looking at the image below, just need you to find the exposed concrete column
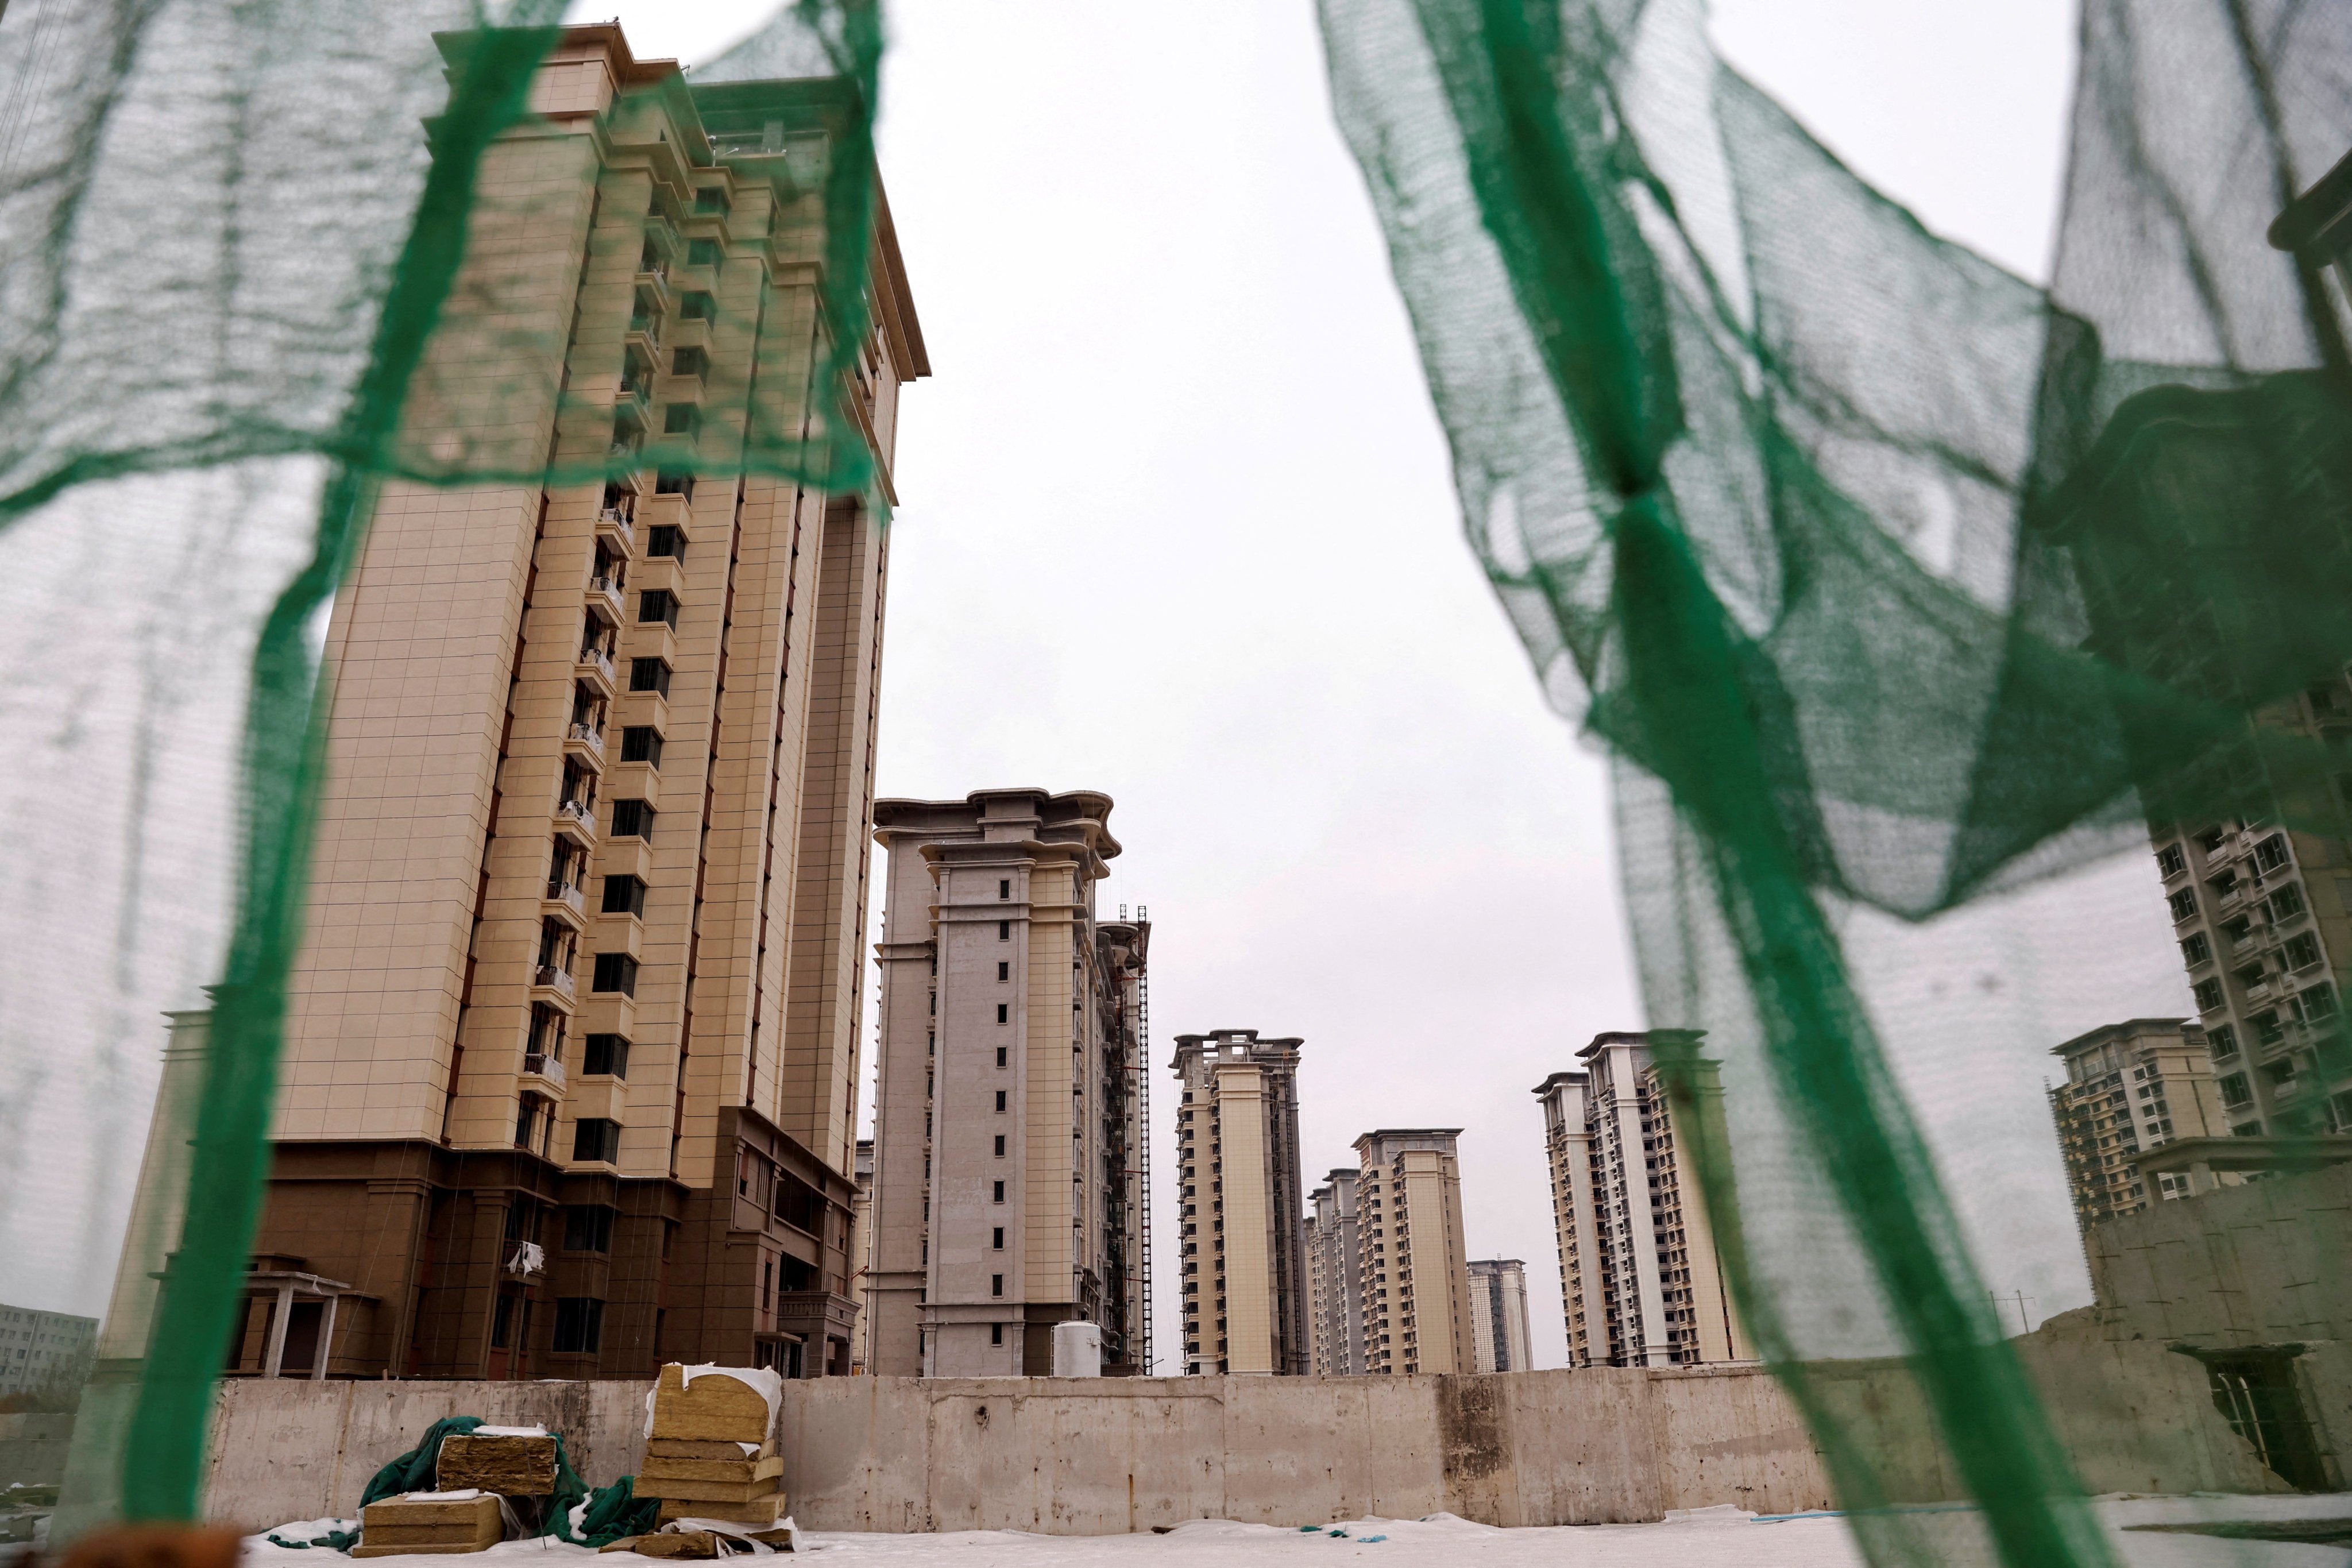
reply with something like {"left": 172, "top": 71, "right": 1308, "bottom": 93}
{"left": 261, "top": 1284, "right": 294, "bottom": 1380}
{"left": 312, "top": 1295, "right": 339, "bottom": 1381}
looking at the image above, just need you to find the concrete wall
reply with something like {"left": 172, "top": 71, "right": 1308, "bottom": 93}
{"left": 2085, "top": 1164, "right": 2352, "bottom": 1347}
{"left": 198, "top": 1341, "right": 2287, "bottom": 1535}
{"left": 0, "top": 1413, "right": 74, "bottom": 1489}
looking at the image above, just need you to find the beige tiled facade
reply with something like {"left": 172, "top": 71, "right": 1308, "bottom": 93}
{"left": 254, "top": 22, "right": 927, "bottom": 1381}
{"left": 1536, "top": 1033, "right": 1751, "bottom": 1369}
{"left": 1305, "top": 1168, "right": 1365, "bottom": 1376}
{"left": 1353, "top": 1129, "right": 1473, "bottom": 1376}
{"left": 1466, "top": 1257, "right": 1531, "bottom": 1373}
{"left": 866, "top": 790, "right": 1150, "bottom": 1375}
{"left": 2049, "top": 1018, "right": 2234, "bottom": 1227}
{"left": 1171, "top": 1031, "right": 1307, "bottom": 1376}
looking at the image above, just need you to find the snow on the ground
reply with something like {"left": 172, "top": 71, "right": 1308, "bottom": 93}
{"left": 239, "top": 1494, "right": 2352, "bottom": 1567}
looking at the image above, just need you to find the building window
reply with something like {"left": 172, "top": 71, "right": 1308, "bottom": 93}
{"left": 620, "top": 727, "right": 665, "bottom": 766}
{"left": 2217, "top": 1072, "right": 2253, "bottom": 1108}
{"left": 996, "top": 1046, "right": 1007, "bottom": 1068}
{"left": 997, "top": 1004, "right": 1008, "bottom": 1024}
{"left": 2193, "top": 978, "right": 2225, "bottom": 1012}
{"left": 2181, "top": 932, "right": 2212, "bottom": 965}
{"left": 563, "top": 1205, "right": 616, "bottom": 1253}
{"left": 995, "top": 1090, "right": 1007, "bottom": 1113}
{"left": 998, "top": 920, "right": 1009, "bottom": 940}
{"left": 663, "top": 403, "right": 699, "bottom": 437}
{"left": 2269, "top": 882, "right": 2307, "bottom": 921}
{"left": 2207, "top": 1024, "right": 2239, "bottom": 1061}
{"left": 2157, "top": 843, "right": 2185, "bottom": 877}
{"left": 670, "top": 345, "right": 709, "bottom": 379}
{"left": 514, "top": 1098, "right": 540, "bottom": 1150}
{"left": 611, "top": 800, "right": 655, "bottom": 838}
{"left": 998, "top": 961, "right": 1010, "bottom": 982}
{"left": 2284, "top": 933, "right": 2324, "bottom": 972}
{"left": 601, "top": 875, "right": 648, "bottom": 917}
{"left": 552, "top": 1297, "right": 605, "bottom": 1354}
{"left": 629, "top": 656, "right": 672, "bottom": 696}
{"left": 574, "top": 1118, "right": 622, "bottom": 1163}
{"left": 2255, "top": 834, "right": 2290, "bottom": 872}
{"left": 994, "top": 1136, "right": 1006, "bottom": 1157}
{"left": 2299, "top": 984, "right": 2337, "bottom": 1020}
{"left": 999, "top": 880, "right": 1010, "bottom": 899}
{"left": 993, "top": 1181, "right": 1005, "bottom": 1203}
{"left": 679, "top": 288, "right": 717, "bottom": 319}
{"left": 592, "top": 953, "right": 639, "bottom": 996}
{"left": 991, "top": 1324, "right": 1003, "bottom": 1346}
{"left": 2235, "top": 961, "right": 2268, "bottom": 990}
{"left": 992, "top": 1227, "right": 1005, "bottom": 1250}
{"left": 655, "top": 470, "right": 694, "bottom": 498}
{"left": 582, "top": 1033, "right": 631, "bottom": 1078}
{"left": 991, "top": 1275, "right": 1003, "bottom": 1298}
{"left": 2167, "top": 889, "right": 2197, "bottom": 922}
{"left": 646, "top": 525, "right": 684, "bottom": 561}
{"left": 638, "top": 589, "right": 679, "bottom": 628}
{"left": 2256, "top": 1010, "right": 2285, "bottom": 1045}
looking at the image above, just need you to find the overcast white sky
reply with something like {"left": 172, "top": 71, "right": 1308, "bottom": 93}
{"left": 569, "top": 0, "right": 2079, "bottom": 1370}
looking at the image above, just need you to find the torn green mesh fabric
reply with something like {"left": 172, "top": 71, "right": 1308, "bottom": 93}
{"left": 1320, "top": 0, "right": 2351, "bottom": 1563}
{"left": 0, "top": 0, "right": 885, "bottom": 1530}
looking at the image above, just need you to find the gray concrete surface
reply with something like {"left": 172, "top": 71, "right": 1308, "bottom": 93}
{"left": 197, "top": 1339, "right": 2289, "bottom": 1534}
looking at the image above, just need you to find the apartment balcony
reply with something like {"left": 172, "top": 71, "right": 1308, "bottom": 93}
{"left": 520, "top": 1052, "right": 569, "bottom": 1095}
{"left": 503, "top": 1241, "right": 546, "bottom": 1280}
{"left": 586, "top": 571, "right": 626, "bottom": 625}
{"left": 543, "top": 880, "right": 588, "bottom": 929}
{"left": 669, "top": 315, "right": 712, "bottom": 356}
{"left": 565, "top": 721, "right": 607, "bottom": 771}
{"left": 634, "top": 267, "right": 671, "bottom": 314}
{"left": 532, "top": 963, "right": 577, "bottom": 1005}
{"left": 596, "top": 506, "right": 637, "bottom": 556}
{"left": 625, "top": 318, "right": 662, "bottom": 361}
{"left": 554, "top": 797, "right": 598, "bottom": 845}
{"left": 574, "top": 642, "right": 617, "bottom": 697}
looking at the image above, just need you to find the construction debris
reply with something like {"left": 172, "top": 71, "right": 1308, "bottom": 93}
{"left": 435, "top": 1431, "right": 558, "bottom": 1497}
{"left": 634, "top": 1366, "right": 787, "bottom": 1538}
{"left": 349, "top": 1490, "right": 501, "bottom": 1558}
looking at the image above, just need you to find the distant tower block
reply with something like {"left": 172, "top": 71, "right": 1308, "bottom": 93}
{"left": 1535, "top": 1033, "right": 1752, "bottom": 1368}
{"left": 868, "top": 789, "right": 1149, "bottom": 1376}
{"left": 1306, "top": 1168, "right": 1366, "bottom": 1376}
{"left": 1353, "top": 1129, "right": 1474, "bottom": 1375}
{"left": 1171, "top": 1030, "right": 1308, "bottom": 1374}
{"left": 1466, "top": 1258, "right": 1532, "bottom": 1373}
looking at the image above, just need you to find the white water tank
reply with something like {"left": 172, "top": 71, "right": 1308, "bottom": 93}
{"left": 1051, "top": 1320, "right": 1103, "bottom": 1377}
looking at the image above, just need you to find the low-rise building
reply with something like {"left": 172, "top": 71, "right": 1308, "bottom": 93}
{"left": 0, "top": 1304, "right": 96, "bottom": 1402}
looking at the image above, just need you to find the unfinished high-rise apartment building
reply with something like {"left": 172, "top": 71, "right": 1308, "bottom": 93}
{"left": 1305, "top": 1168, "right": 1366, "bottom": 1376}
{"left": 248, "top": 23, "right": 928, "bottom": 1381}
{"left": 1171, "top": 1030, "right": 1307, "bottom": 1375}
{"left": 1353, "top": 1129, "right": 1473, "bottom": 1376}
{"left": 1535, "top": 1034, "right": 1750, "bottom": 1368}
{"left": 1467, "top": 1258, "right": 1532, "bottom": 1374}
{"left": 2049, "top": 1019, "right": 2234, "bottom": 1229}
{"left": 867, "top": 790, "right": 1150, "bottom": 1375}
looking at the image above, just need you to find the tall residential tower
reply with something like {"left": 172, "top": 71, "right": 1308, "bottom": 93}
{"left": 1536, "top": 1033, "right": 1749, "bottom": 1368}
{"left": 866, "top": 789, "right": 1150, "bottom": 1375}
{"left": 1353, "top": 1129, "right": 1473, "bottom": 1376}
{"left": 1466, "top": 1258, "right": 1532, "bottom": 1373}
{"left": 249, "top": 23, "right": 927, "bottom": 1381}
{"left": 1305, "top": 1168, "right": 1366, "bottom": 1376}
{"left": 1171, "top": 1030, "right": 1307, "bottom": 1375}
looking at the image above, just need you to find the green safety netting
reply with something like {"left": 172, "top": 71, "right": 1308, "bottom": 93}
{"left": 1320, "top": 0, "right": 2351, "bottom": 1563}
{"left": 0, "top": 0, "right": 2346, "bottom": 1562}
{"left": 0, "top": 0, "right": 884, "bottom": 1540}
